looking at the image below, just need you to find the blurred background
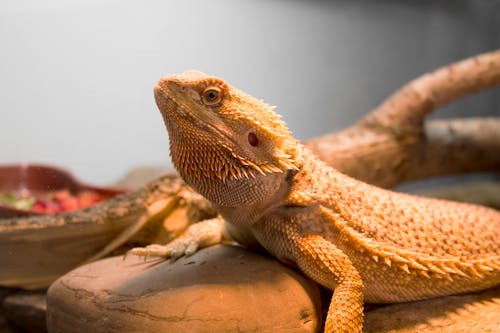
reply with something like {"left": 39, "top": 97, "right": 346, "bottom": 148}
{"left": 1, "top": 0, "right": 499, "bottom": 184}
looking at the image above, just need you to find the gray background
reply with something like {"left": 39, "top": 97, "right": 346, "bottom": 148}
{"left": 1, "top": 0, "right": 499, "bottom": 184}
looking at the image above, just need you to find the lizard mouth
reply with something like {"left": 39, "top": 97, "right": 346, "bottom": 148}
{"left": 154, "top": 83, "right": 242, "bottom": 153}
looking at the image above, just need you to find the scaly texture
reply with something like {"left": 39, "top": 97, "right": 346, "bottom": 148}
{"left": 132, "top": 70, "right": 500, "bottom": 332}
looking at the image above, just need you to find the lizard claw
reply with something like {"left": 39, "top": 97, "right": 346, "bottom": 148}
{"left": 126, "top": 217, "right": 224, "bottom": 261}
{"left": 128, "top": 243, "right": 177, "bottom": 260}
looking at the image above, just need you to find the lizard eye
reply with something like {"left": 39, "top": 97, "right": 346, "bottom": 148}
{"left": 248, "top": 132, "right": 259, "bottom": 146}
{"left": 201, "top": 86, "right": 223, "bottom": 106}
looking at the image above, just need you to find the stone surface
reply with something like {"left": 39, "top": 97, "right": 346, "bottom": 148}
{"left": 113, "top": 167, "right": 170, "bottom": 190}
{"left": 420, "top": 181, "right": 500, "bottom": 210}
{"left": 46, "top": 244, "right": 500, "bottom": 333}
{"left": 46, "top": 245, "right": 321, "bottom": 333}
{"left": 44, "top": 175, "right": 500, "bottom": 333}
{"left": 364, "top": 286, "right": 500, "bottom": 332}
{"left": 2, "top": 292, "right": 47, "bottom": 333}
{"left": 0, "top": 317, "right": 14, "bottom": 333}
{"left": 0, "top": 288, "right": 15, "bottom": 333}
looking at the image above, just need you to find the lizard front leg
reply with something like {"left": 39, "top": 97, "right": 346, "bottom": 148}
{"left": 128, "top": 216, "right": 226, "bottom": 259}
{"left": 298, "top": 234, "right": 364, "bottom": 333}
{"left": 253, "top": 215, "right": 364, "bottom": 333}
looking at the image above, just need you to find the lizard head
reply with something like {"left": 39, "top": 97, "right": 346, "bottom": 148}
{"left": 154, "top": 71, "right": 300, "bottom": 209}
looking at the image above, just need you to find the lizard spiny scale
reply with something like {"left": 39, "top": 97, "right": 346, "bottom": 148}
{"left": 150, "top": 71, "right": 500, "bottom": 333}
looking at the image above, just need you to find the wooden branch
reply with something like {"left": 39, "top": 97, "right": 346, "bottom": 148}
{"left": 360, "top": 49, "right": 500, "bottom": 134}
{"left": 305, "top": 118, "right": 500, "bottom": 188}
{"left": 2, "top": 51, "right": 499, "bottom": 289}
{"left": 307, "top": 49, "right": 500, "bottom": 187}
{"left": 0, "top": 175, "right": 195, "bottom": 289}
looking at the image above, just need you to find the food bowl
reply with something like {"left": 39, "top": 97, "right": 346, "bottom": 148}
{"left": 0, "top": 164, "right": 127, "bottom": 218}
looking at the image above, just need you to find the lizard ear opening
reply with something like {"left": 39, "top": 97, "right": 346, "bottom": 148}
{"left": 248, "top": 132, "right": 259, "bottom": 147}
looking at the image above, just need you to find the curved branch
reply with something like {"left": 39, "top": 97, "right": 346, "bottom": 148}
{"left": 305, "top": 118, "right": 500, "bottom": 188}
{"left": 360, "top": 50, "right": 500, "bottom": 134}
{"left": 3, "top": 52, "right": 500, "bottom": 289}
{"left": 305, "top": 50, "right": 500, "bottom": 187}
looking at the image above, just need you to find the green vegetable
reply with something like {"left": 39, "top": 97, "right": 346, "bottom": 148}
{"left": 0, "top": 192, "right": 36, "bottom": 210}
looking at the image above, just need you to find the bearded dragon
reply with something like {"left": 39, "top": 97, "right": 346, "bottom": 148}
{"left": 131, "top": 71, "right": 500, "bottom": 332}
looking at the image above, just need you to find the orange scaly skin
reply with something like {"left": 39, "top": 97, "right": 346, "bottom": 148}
{"left": 132, "top": 71, "right": 500, "bottom": 332}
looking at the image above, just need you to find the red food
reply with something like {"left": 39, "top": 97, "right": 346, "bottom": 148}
{"left": 31, "top": 200, "right": 49, "bottom": 213}
{"left": 28, "top": 190, "right": 107, "bottom": 213}
{"left": 1, "top": 189, "right": 110, "bottom": 214}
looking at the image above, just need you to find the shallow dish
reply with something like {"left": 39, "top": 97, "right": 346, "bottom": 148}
{"left": 0, "top": 164, "right": 126, "bottom": 218}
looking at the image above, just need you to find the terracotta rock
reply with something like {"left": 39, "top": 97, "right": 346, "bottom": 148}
{"left": 364, "top": 286, "right": 500, "bottom": 332}
{"left": 46, "top": 243, "right": 500, "bottom": 333}
{"left": 46, "top": 245, "right": 321, "bottom": 333}
{"left": 0, "top": 317, "right": 14, "bottom": 333}
{"left": 113, "top": 167, "right": 170, "bottom": 190}
{"left": 2, "top": 291, "right": 47, "bottom": 333}
{"left": 0, "top": 288, "right": 15, "bottom": 333}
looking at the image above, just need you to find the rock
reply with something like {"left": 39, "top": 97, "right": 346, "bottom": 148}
{"left": 364, "top": 286, "right": 500, "bottom": 332}
{"left": 45, "top": 243, "right": 500, "bottom": 333}
{"left": 46, "top": 245, "right": 321, "bottom": 333}
{"left": 400, "top": 180, "right": 500, "bottom": 210}
{"left": 0, "top": 302, "right": 13, "bottom": 332}
{"left": 0, "top": 317, "right": 14, "bottom": 333}
{"left": 113, "top": 167, "right": 170, "bottom": 190}
{"left": 2, "top": 291, "right": 47, "bottom": 333}
{"left": 420, "top": 181, "right": 500, "bottom": 210}
{"left": 0, "top": 288, "right": 17, "bottom": 333}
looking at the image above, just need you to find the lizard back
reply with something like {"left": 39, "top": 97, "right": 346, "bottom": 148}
{"left": 289, "top": 147, "right": 500, "bottom": 302}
